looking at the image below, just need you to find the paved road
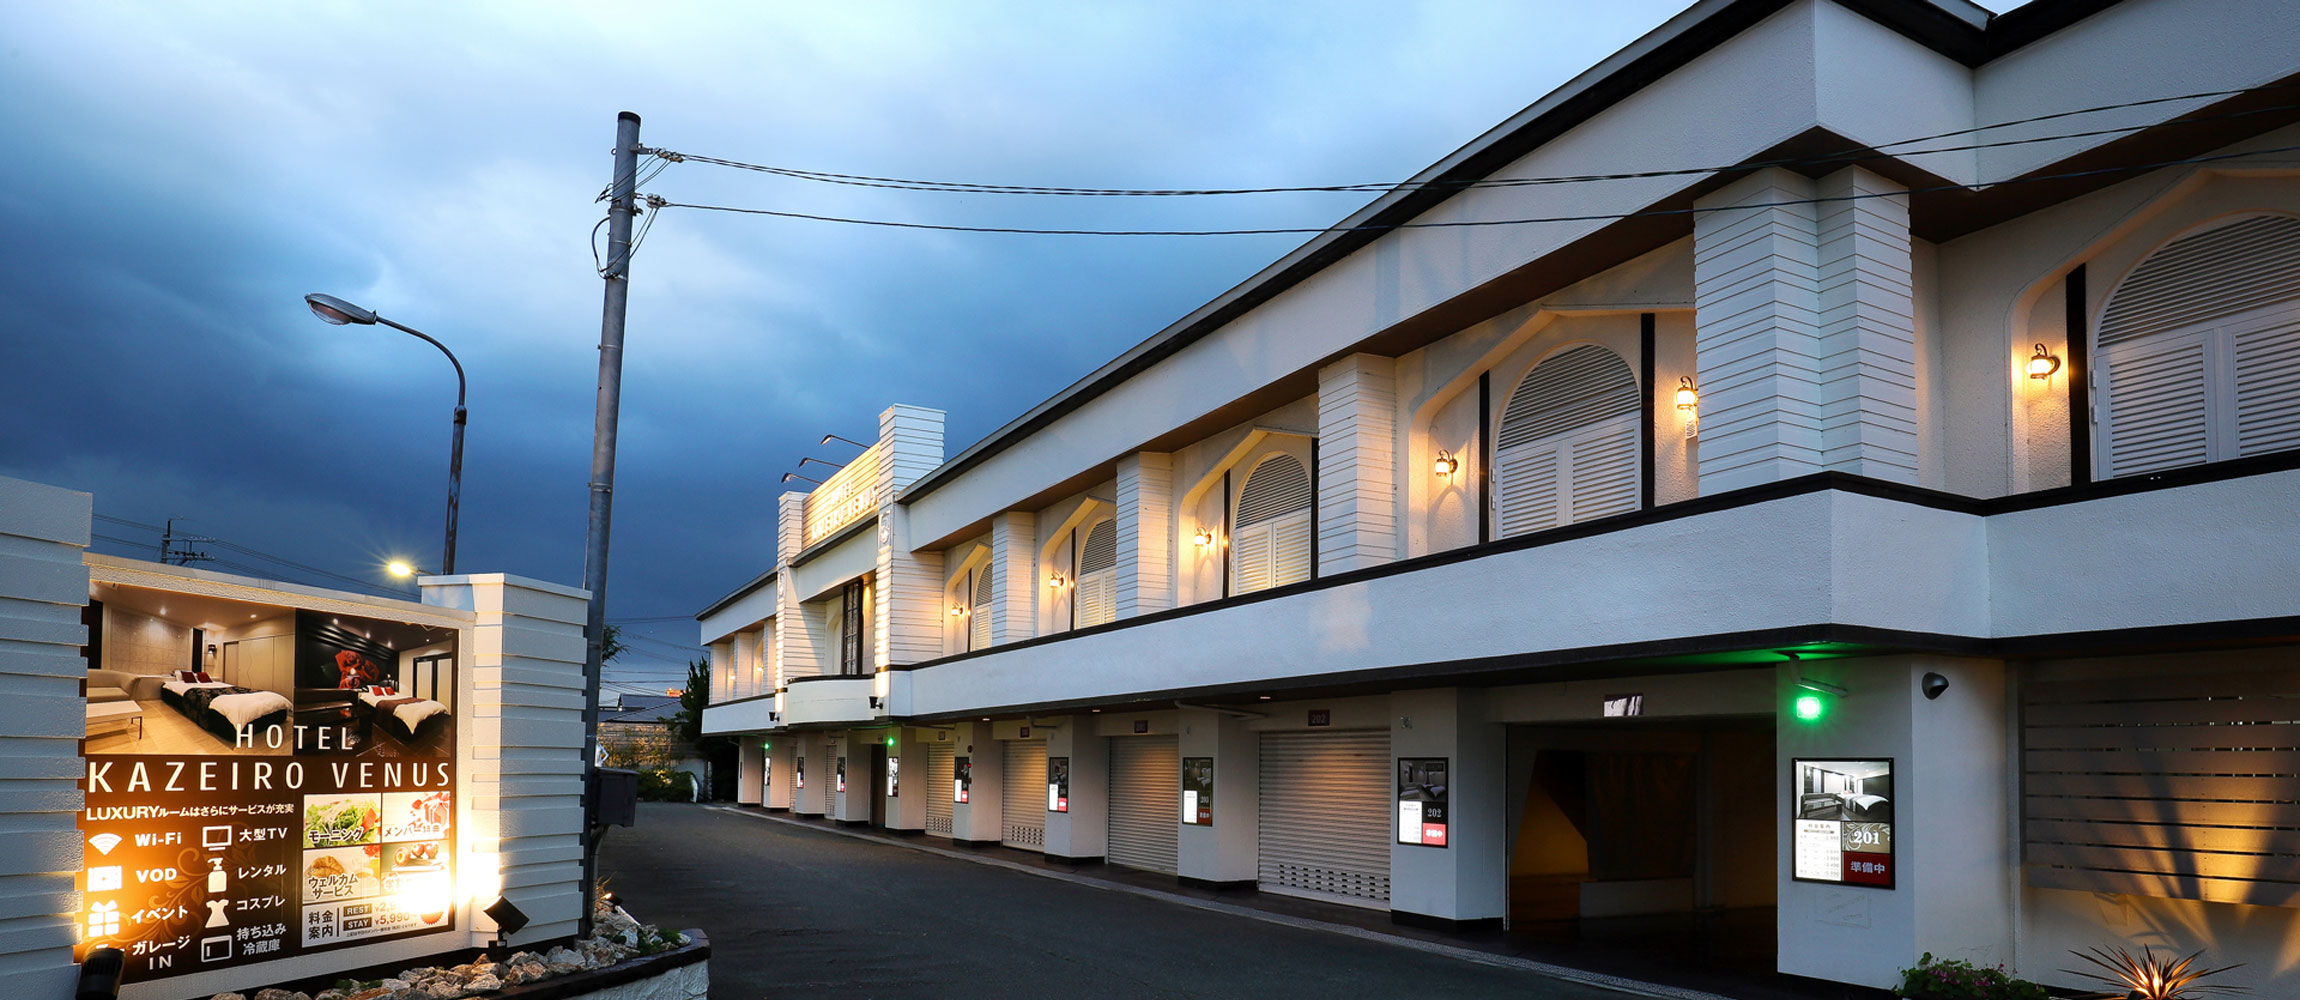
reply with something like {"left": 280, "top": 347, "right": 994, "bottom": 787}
{"left": 599, "top": 803, "right": 1635, "bottom": 1000}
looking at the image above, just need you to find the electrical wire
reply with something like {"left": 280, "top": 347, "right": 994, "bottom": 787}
{"left": 609, "top": 615, "right": 698, "bottom": 624}
{"left": 651, "top": 141, "right": 2300, "bottom": 238}
{"left": 96, "top": 513, "right": 409, "bottom": 596}
{"left": 645, "top": 82, "right": 2300, "bottom": 199}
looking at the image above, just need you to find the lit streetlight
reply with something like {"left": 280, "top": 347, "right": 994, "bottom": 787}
{"left": 305, "top": 293, "right": 468, "bottom": 575}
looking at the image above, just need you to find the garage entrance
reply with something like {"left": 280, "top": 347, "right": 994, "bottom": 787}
{"left": 1108, "top": 735, "right": 1178, "bottom": 874}
{"left": 1505, "top": 716, "right": 1775, "bottom": 977}
{"left": 1001, "top": 738, "right": 1047, "bottom": 850}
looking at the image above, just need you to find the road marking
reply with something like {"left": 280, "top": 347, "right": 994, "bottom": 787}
{"left": 703, "top": 805, "right": 1733, "bottom": 1000}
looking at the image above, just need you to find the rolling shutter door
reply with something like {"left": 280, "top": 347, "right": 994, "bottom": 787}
{"left": 925, "top": 744, "right": 955, "bottom": 837}
{"left": 1108, "top": 736, "right": 1179, "bottom": 874}
{"left": 1258, "top": 730, "right": 1392, "bottom": 906}
{"left": 1002, "top": 740, "right": 1047, "bottom": 851}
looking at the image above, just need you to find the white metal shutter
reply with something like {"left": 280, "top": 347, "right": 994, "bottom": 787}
{"left": 2098, "top": 215, "right": 2300, "bottom": 350}
{"left": 1494, "top": 345, "right": 1641, "bottom": 537}
{"left": 2101, "top": 332, "right": 2212, "bottom": 477}
{"left": 925, "top": 743, "right": 955, "bottom": 837}
{"left": 2231, "top": 308, "right": 2300, "bottom": 458}
{"left": 968, "top": 565, "right": 992, "bottom": 650}
{"left": 1002, "top": 740, "right": 1047, "bottom": 851}
{"left": 1258, "top": 730, "right": 1392, "bottom": 906}
{"left": 1076, "top": 520, "right": 1117, "bottom": 628}
{"left": 1108, "top": 736, "right": 1179, "bottom": 874}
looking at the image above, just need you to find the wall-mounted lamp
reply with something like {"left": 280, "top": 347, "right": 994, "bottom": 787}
{"left": 1193, "top": 527, "right": 1217, "bottom": 549}
{"left": 1432, "top": 450, "right": 1459, "bottom": 480}
{"left": 2026, "top": 343, "right": 2061, "bottom": 380}
{"left": 1675, "top": 376, "right": 1700, "bottom": 411}
{"left": 949, "top": 605, "right": 968, "bottom": 617}
{"left": 821, "top": 433, "right": 870, "bottom": 449}
{"left": 1048, "top": 573, "right": 1070, "bottom": 590}
{"left": 482, "top": 894, "right": 530, "bottom": 953}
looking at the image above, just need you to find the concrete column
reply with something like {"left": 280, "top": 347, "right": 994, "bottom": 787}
{"left": 989, "top": 511, "right": 1037, "bottom": 644}
{"left": 1387, "top": 688, "right": 1507, "bottom": 926}
{"left": 737, "top": 741, "right": 765, "bottom": 805}
{"left": 422, "top": 572, "right": 591, "bottom": 946}
{"left": 764, "top": 741, "right": 793, "bottom": 810}
{"left": 1317, "top": 353, "right": 1399, "bottom": 574}
{"left": 832, "top": 732, "right": 871, "bottom": 823}
{"left": 1115, "top": 452, "right": 1174, "bottom": 618}
{"left": 886, "top": 729, "right": 926, "bottom": 831}
{"left": 874, "top": 405, "right": 949, "bottom": 675}
{"left": 1176, "top": 708, "right": 1259, "bottom": 886}
{"left": 793, "top": 736, "right": 820, "bottom": 816}
{"left": 0, "top": 476, "right": 90, "bottom": 1000}
{"left": 1814, "top": 167, "right": 1918, "bottom": 483}
{"left": 1694, "top": 166, "right": 1918, "bottom": 494}
{"left": 1043, "top": 715, "right": 1108, "bottom": 863}
{"left": 1774, "top": 655, "right": 2010, "bottom": 989}
{"left": 950, "top": 722, "right": 1004, "bottom": 845}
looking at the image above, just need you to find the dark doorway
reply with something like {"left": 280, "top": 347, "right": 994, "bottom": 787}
{"left": 869, "top": 745, "right": 889, "bottom": 826}
{"left": 1504, "top": 716, "right": 1776, "bottom": 982}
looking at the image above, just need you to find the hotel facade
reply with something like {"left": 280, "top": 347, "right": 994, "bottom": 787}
{"left": 696, "top": 0, "right": 2300, "bottom": 992}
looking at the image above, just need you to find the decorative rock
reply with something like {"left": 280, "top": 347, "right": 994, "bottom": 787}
{"left": 209, "top": 994, "right": 247, "bottom": 1000}
{"left": 346, "top": 990, "right": 394, "bottom": 1000}
{"left": 421, "top": 981, "right": 463, "bottom": 999}
{"left": 381, "top": 981, "right": 411, "bottom": 992}
{"left": 464, "top": 974, "right": 502, "bottom": 993}
{"left": 254, "top": 990, "right": 300, "bottom": 1000}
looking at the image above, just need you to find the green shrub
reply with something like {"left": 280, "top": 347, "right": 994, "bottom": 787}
{"left": 1896, "top": 954, "right": 2051, "bottom": 1000}
{"left": 634, "top": 768, "right": 699, "bottom": 801}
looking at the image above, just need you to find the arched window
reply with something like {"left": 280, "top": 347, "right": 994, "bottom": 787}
{"left": 969, "top": 563, "right": 993, "bottom": 651}
{"left": 1232, "top": 454, "right": 1313, "bottom": 594}
{"left": 1492, "top": 344, "right": 1641, "bottom": 537}
{"left": 1075, "top": 519, "right": 1117, "bottom": 628}
{"left": 2097, "top": 214, "right": 2300, "bottom": 478}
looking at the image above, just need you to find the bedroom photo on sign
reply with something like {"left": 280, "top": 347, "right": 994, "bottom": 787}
{"left": 291, "top": 610, "right": 457, "bottom": 759}
{"left": 81, "top": 584, "right": 298, "bottom": 757}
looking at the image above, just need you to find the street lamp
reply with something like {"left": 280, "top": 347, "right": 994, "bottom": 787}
{"left": 305, "top": 293, "right": 468, "bottom": 575}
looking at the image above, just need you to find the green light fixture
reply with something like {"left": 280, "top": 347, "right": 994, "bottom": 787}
{"left": 1793, "top": 693, "right": 1826, "bottom": 722}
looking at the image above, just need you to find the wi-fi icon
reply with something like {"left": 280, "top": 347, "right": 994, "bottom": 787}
{"left": 88, "top": 833, "right": 123, "bottom": 856}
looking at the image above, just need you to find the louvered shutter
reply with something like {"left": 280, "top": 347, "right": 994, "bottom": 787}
{"left": 2102, "top": 333, "right": 2212, "bottom": 477}
{"left": 925, "top": 744, "right": 954, "bottom": 836}
{"left": 1258, "top": 730, "right": 1392, "bottom": 906}
{"left": 1494, "top": 346, "right": 1640, "bottom": 537}
{"left": 2231, "top": 308, "right": 2300, "bottom": 458}
{"left": 969, "top": 565, "right": 992, "bottom": 650}
{"left": 1108, "top": 736, "right": 1179, "bottom": 874}
{"left": 2097, "top": 215, "right": 2300, "bottom": 477}
{"left": 1076, "top": 521, "right": 1117, "bottom": 627}
{"left": 1233, "top": 455, "right": 1313, "bottom": 595}
{"left": 1001, "top": 741, "right": 1047, "bottom": 850}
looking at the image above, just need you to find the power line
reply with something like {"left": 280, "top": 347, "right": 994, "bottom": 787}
{"left": 97, "top": 513, "right": 406, "bottom": 596}
{"left": 645, "top": 82, "right": 2297, "bottom": 199}
{"left": 608, "top": 614, "right": 696, "bottom": 624}
{"left": 652, "top": 142, "right": 2300, "bottom": 238}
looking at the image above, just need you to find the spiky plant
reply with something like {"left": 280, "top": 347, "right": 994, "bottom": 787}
{"left": 2064, "top": 946, "right": 2245, "bottom": 1000}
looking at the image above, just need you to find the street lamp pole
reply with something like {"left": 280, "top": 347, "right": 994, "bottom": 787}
{"left": 303, "top": 294, "right": 467, "bottom": 575}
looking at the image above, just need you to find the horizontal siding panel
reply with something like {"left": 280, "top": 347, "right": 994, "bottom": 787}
{"left": 2025, "top": 748, "right": 2300, "bottom": 774}
{"left": 2024, "top": 819, "right": 2299, "bottom": 854}
{"left": 2024, "top": 723, "right": 2300, "bottom": 751}
{"left": 2025, "top": 865, "right": 2300, "bottom": 908}
{"left": 2026, "top": 796, "right": 2300, "bottom": 827}
{"left": 2024, "top": 842, "right": 2300, "bottom": 883}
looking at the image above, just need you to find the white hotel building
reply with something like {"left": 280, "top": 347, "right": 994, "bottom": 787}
{"left": 696, "top": 0, "right": 2300, "bottom": 992}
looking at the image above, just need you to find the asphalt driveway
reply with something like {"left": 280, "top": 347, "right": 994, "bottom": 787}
{"left": 598, "top": 802, "right": 1650, "bottom": 1000}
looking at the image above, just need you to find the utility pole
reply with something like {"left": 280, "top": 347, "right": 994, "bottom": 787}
{"left": 159, "top": 518, "right": 212, "bottom": 567}
{"left": 577, "top": 110, "right": 641, "bottom": 939}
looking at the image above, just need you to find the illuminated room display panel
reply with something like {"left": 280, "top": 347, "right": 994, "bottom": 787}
{"left": 78, "top": 607, "right": 459, "bottom": 984}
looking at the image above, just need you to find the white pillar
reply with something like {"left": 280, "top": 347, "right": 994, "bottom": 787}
{"left": 1176, "top": 707, "right": 1258, "bottom": 886}
{"left": 775, "top": 493, "right": 822, "bottom": 679}
{"left": 989, "top": 511, "right": 1037, "bottom": 644}
{"left": 0, "top": 476, "right": 90, "bottom": 1000}
{"left": 887, "top": 729, "right": 926, "bottom": 831}
{"left": 1317, "top": 353, "right": 1399, "bottom": 573}
{"left": 1115, "top": 452, "right": 1174, "bottom": 618}
{"left": 764, "top": 741, "right": 793, "bottom": 810}
{"left": 422, "top": 572, "right": 591, "bottom": 946}
{"left": 737, "top": 741, "right": 765, "bottom": 806}
{"left": 1694, "top": 166, "right": 1917, "bottom": 494}
{"left": 1042, "top": 715, "right": 1107, "bottom": 862}
{"left": 875, "top": 405, "right": 948, "bottom": 672}
{"left": 950, "top": 722, "right": 1004, "bottom": 844}
{"left": 1387, "top": 688, "right": 1507, "bottom": 925}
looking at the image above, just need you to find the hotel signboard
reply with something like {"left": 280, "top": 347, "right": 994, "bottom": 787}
{"left": 77, "top": 610, "right": 459, "bottom": 983}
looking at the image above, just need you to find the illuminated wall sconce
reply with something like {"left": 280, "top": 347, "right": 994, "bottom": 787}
{"left": 1193, "top": 527, "right": 1217, "bottom": 549}
{"left": 1432, "top": 450, "right": 1459, "bottom": 480}
{"left": 1048, "top": 573, "right": 1070, "bottom": 590}
{"left": 948, "top": 605, "right": 967, "bottom": 617}
{"left": 1674, "top": 376, "right": 1700, "bottom": 438}
{"left": 870, "top": 670, "right": 890, "bottom": 709}
{"left": 2026, "top": 343, "right": 2062, "bottom": 380}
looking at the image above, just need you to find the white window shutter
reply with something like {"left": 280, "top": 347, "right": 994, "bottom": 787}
{"left": 1232, "top": 523, "right": 1274, "bottom": 594}
{"left": 2231, "top": 309, "right": 2300, "bottom": 458}
{"left": 1567, "top": 417, "right": 1641, "bottom": 522}
{"left": 2102, "top": 332, "right": 2211, "bottom": 477}
{"left": 1493, "top": 441, "right": 1561, "bottom": 538}
{"left": 1269, "top": 510, "right": 1313, "bottom": 588}
{"left": 969, "top": 566, "right": 992, "bottom": 650}
{"left": 1077, "top": 569, "right": 1116, "bottom": 627}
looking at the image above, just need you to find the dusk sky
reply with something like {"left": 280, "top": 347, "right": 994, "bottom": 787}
{"left": 0, "top": 1, "right": 2021, "bottom": 694}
